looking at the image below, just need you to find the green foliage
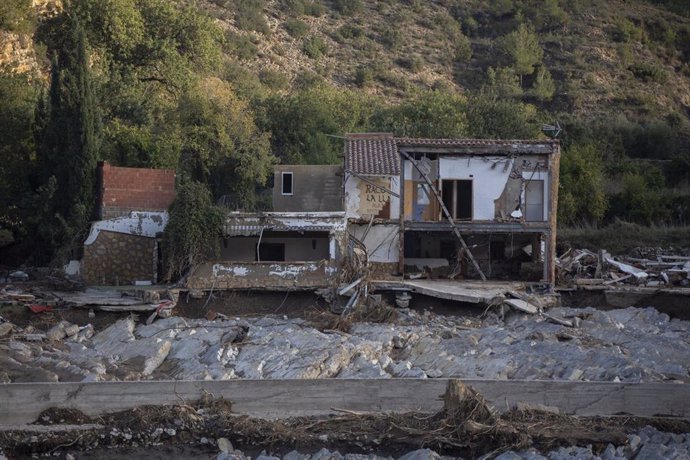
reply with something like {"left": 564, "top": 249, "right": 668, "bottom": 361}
{"left": 162, "top": 180, "right": 226, "bottom": 280}
{"left": 0, "top": 0, "right": 34, "bottom": 33}
{"left": 499, "top": 23, "right": 543, "bottom": 81}
{"left": 334, "top": 0, "right": 362, "bottom": 16}
{"left": 33, "top": 14, "right": 101, "bottom": 263}
{"left": 380, "top": 27, "right": 404, "bottom": 50}
{"left": 609, "top": 173, "right": 668, "bottom": 225}
{"left": 531, "top": 66, "right": 556, "bottom": 101}
{"left": 558, "top": 144, "right": 608, "bottom": 226}
{"left": 333, "top": 24, "right": 364, "bottom": 42}
{"left": 610, "top": 17, "right": 646, "bottom": 43}
{"left": 285, "top": 18, "right": 309, "bottom": 38}
{"left": 302, "top": 36, "right": 328, "bottom": 59}
{"left": 234, "top": 0, "right": 269, "bottom": 34}
{"left": 0, "top": 72, "right": 38, "bottom": 241}
{"left": 259, "top": 85, "right": 375, "bottom": 164}
{"left": 629, "top": 62, "right": 667, "bottom": 82}
{"left": 354, "top": 65, "right": 374, "bottom": 87}
{"left": 281, "top": 0, "right": 325, "bottom": 16}
{"left": 371, "top": 90, "right": 467, "bottom": 138}
{"left": 226, "top": 32, "right": 259, "bottom": 60}
{"left": 398, "top": 54, "right": 425, "bottom": 73}
{"left": 176, "top": 77, "right": 274, "bottom": 204}
{"left": 486, "top": 66, "right": 523, "bottom": 99}
{"left": 465, "top": 93, "right": 540, "bottom": 138}
{"left": 259, "top": 69, "right": 289, "bottom": 90}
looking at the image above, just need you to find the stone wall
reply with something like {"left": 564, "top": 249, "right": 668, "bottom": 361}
{"left": 83, "top": 231, "right": 157, "bottom": 285}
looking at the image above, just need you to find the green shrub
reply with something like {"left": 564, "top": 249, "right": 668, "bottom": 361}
{"left": 281, "top": 0, "right": 324, "bottom": 16}
{"left": 380, "top": 27, "right": 403, "bottom": 49}
{"left": 235, "top": 0, "right": 270, "bottom": 34}
{"left": 285, "top": 18, "right": 309, "bottom": 38}
{"left": 334, "top": 0, "right": 362, "bottom": 16}
{"left": 354, "top": 65, "right": 374, "bottom": 87}
{"left": 610, "top": 17, "right": 645, "bottom": 43}
{"left": 398, "top": 54, "right": 425, "bottom": 73}
{"left": 629, "top": 62, "right": 667, "bottom": 82}
{"left": 333, "top": 24, "right": 364, "bottom": 42}
{"left": 259, "top": 69, "right": 289, "bottom": 90}
{"left": 302, "top": 36, "right": 328, "bottom": 59}
{"left": 226, "top": 32, "right": 259, "bottom": 60}
{"left": 162, "top": 181, "right": 226, "bottom": 281}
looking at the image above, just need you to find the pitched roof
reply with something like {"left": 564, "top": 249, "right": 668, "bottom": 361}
{"left": 343, "top": 134, "right": 559, "bottom": 176}
{"left": 344, "top": 133, "right": 400, "bottom": 176}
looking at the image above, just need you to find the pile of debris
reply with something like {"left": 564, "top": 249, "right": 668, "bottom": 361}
{"left": 557, "top": 248, "right": 690, "bottom": 288}
{"left": 1, "top": 382, "right": 690, "bottom": 460}
{"left": 2, "top": 305, "right": 689, "bottom": 383}
{"left": 0, "top": 286, "right": 176, "bottom": 318}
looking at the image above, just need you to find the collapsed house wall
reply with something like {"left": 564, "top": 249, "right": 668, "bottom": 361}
{"left": 349, "top": 223, "right": 399, "bottom": 279}
{"left": 82, "top": 231, "right": 157, "bottom": 285}
{"left": 186, "top": 212, "right": 347, "bottom": 290}
{"left": 82, "top": 211, "right": 168, "bottom": 285}
{"left": 345, "top": 175, "right": 400, "bottom": 220}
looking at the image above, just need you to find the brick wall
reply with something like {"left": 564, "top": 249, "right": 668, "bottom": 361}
{"left": 98, "top": 162, "right": 176, "bottom": 219}
{"left": 83, "top": 231, "right": 157, "bottom": 285}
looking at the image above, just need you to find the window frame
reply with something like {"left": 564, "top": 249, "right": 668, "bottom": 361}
{"left": 281, "top": 171, "right": 293, "bottom": 196}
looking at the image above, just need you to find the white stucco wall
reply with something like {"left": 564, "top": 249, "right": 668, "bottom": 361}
{"left": 349, "top": 224, "right": 399, "bottom": 263}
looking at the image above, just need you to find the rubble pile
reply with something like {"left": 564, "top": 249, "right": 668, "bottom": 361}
{"left": 557, "top": 248, "right": 690, "bottom": 288}
{"left": 1, "top": 306, "right": 689, "bottom": 383}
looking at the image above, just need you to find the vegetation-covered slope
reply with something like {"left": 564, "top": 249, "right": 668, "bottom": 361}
{"left": 0, "top": 0, "right": 689, "bottom": 264}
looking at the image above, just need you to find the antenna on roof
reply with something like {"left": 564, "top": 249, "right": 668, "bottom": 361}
{"left": 542, "top": 121, "right": 561, "bottom": 138}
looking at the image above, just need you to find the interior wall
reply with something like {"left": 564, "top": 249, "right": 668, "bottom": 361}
{"left": 349, "top": 224, "right": 399, "bottom": 263}
{"left": 345, "top": 175, "right": 400, "bottom": 220}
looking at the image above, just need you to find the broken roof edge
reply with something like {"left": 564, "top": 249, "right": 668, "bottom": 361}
{"left": 227, "top": 211, "right": 346, "bottom": 218}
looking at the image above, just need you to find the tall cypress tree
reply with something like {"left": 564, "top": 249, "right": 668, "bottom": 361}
{"left": 33, "top": 12, "right": 100, "bottom": 263}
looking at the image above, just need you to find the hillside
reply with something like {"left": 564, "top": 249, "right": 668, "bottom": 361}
{"left": 1, "top": 0, "right": 690, "bottom": 264}
{"left": 198, "top": 0, "right": 690, "bottom": 121}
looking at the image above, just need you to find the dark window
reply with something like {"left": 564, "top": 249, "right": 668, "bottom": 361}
{"left": 282, "top": 172, "right": 293, "bottom": 195}
{"left": 441, "top": 180, "right": 472, "bottom": 220}
{"left": 257, "top": 243, "right": 285, "bottom": 262}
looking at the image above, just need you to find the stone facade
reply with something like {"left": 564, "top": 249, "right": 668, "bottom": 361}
{"left": 83, "top": 231, "right": 157, "bottom": 285}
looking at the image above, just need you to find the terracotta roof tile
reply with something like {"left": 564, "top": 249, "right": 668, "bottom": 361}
{"left": 344, "top": 133, "right": 399, "bottom": 176}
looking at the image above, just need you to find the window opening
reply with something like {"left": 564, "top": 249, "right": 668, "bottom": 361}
{"left": 281, "top": 172, "right": 293, "bottom": 195}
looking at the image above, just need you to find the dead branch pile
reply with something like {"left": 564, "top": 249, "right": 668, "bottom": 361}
{"left": 4, "top": 381, "right": 690, "bottom": 458}
{"left": 557, "top": 248, "right": 690, "bottom": 288}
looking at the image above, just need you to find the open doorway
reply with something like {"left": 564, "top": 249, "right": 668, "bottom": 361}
{"left": 441, "top": 180, "right": 472, "bottom": 220}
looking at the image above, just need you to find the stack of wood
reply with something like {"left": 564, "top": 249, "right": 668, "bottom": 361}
{"left": 557, "top": 248, "right": 690, "bottom": 288}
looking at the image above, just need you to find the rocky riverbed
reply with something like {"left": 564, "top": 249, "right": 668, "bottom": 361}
{"left": 1, "top": 306, "right": 689, "bottom": 383}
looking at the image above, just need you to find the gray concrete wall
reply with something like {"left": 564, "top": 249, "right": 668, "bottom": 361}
{"left": 2, "top": 379, "right": 689, "bottom": 425}
{"left": 273, "top": 165, "right": 343, "bottom": 212}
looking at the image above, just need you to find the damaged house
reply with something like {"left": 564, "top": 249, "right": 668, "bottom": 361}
{"left": 344, "top": 134, "right": 560, "bottom": 285}
{"left": 81, "top": 162, "right": 176, "bottom": 285}
{"left": 186, "top": 166, "right": 348, "bottom": 291}
{"left": 186, "top": 134, "right": 560, "bottom": 292}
